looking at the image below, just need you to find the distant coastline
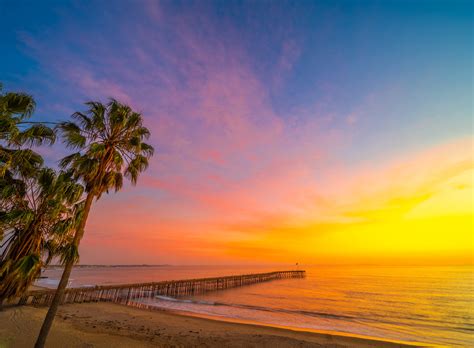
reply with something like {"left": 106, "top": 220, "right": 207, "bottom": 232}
{"left": 46, "top": 264, "right": 172, "bottom": 269}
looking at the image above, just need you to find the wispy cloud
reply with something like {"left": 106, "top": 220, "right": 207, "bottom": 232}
{"left": 10, "top": 1, "right": 472, "bottom": 264}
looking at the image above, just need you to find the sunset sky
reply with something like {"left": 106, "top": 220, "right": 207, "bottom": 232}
{"left": 1, "top": 0, "right": 472, "bottom": 265}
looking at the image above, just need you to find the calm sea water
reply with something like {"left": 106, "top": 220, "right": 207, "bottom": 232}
{"left": 36, "top": 265, "right": 474, "bottom": 346}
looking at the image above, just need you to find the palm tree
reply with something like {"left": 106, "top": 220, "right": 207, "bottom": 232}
{"left": 0, "top": 83, "right": 71, "bottom": 308}
{"left": 0, "top": 83, "right": 55, "bottom": 180}
{"left": 1, "top": 82, "right": 56, "bottom": 243}
{"left": 35, "top": 99, "right": 154, "bottom": 348}
{"left": 0, "top": 168, "right": 84, "bottom": 306}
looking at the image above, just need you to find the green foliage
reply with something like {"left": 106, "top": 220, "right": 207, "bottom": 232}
{"left": 0, "top": 167, "right": 84, "bottom": 302}
{"left": 0, "top": 84, "right": 55, "bottom": 180}
{"left": 0, "top": 85, "right": 55, "bottom": 146}
{"left": 59, "top": 99, "right": 154, "bottom": 197}
{"left": 0, "top": 84, "right": 83, "bottom": 302}
{"left": 0, "top": 86, "right": 154, "bottom": 308}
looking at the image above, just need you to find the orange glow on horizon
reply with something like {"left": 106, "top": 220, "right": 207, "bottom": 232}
{"left": 81, "top": 137, "right": 473, "bottom": 265}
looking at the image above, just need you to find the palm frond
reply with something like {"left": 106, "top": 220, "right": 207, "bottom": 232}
{"left": 59, "top": 122, "right": 86, "bottom": 149}
{"left": 14, "top": 124, "right": 56, "bottom": 146}
{"left": 0, "top": 92, "right": 36, "bottom": 120}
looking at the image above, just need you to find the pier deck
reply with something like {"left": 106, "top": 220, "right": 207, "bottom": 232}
{"left": 19, "top": 270, "right": 306, "bottom": 307}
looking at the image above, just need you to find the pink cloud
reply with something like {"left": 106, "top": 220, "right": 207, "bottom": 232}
{"left": 19, "top": 2, "right": 466, "bottom": 265}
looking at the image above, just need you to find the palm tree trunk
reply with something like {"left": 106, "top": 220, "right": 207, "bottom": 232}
{"left": 34, "top": 192, "right": 95, "bottom": 348}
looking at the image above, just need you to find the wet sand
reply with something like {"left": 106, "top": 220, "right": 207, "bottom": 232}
{"left": 0, "top": 303, "right": 427, "bottom": 347}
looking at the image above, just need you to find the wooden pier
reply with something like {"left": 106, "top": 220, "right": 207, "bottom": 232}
{"left": 18, "top": 270, "right": 305, "bottom": 307}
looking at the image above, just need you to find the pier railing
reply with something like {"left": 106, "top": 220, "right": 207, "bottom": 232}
{"left": 18, "top": 270, "right": 305, "bottom": 307}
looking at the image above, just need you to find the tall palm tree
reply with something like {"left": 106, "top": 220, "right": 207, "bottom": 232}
{"left": 0, "top": 168, "right": 84, "bottom": 305}
{"left": 35, "top": 99, "right": 154, "bottom": 348}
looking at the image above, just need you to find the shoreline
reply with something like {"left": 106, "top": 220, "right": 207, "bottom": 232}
{"left": 126, "top": 300, "right": 429, "bottom": 347}
{"left": 0, "top": 302, "right": 429, "bottom": 348}
{"left": 151, "top": 307, "right": 430, "bottom": 347}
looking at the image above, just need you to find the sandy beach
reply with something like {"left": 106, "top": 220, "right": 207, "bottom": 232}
{"left": 0, "top": 303, "right": 426, "bottom": 348}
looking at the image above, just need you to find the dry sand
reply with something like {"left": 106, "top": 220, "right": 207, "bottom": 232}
{"left": 0, "top": 303, "right": 427, "bottom": 348}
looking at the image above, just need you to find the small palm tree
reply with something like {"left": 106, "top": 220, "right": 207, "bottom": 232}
{"left": 0, "top": 84, "right": 77, "bottom": 308}
{"left": 35, "top": 99, "right": 154, "bottom": 348}
{"left": 0, "top": 168, "right": 84, "bottom": 305}
{"left": 0, "top": 83, "right": 57, "bottom": 239}
{"left": 0, "top": 83, "right": 55, "bottom": 179}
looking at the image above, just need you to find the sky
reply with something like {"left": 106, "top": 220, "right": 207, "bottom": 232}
{"left": 1, "top": 0, "right": 472, "bottom": 265}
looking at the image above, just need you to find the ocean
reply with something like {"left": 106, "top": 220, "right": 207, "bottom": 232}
{"left": 36, "top": 265, "right": 474, "bottom": 347}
